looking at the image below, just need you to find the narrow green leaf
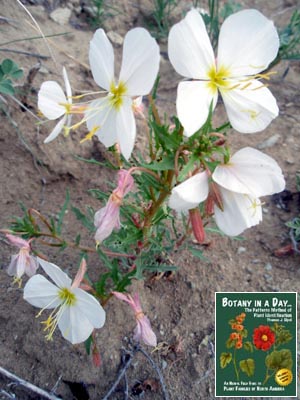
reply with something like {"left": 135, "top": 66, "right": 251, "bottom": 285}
{"left": 56, "top": 189, "right": 70, "bottom": 235}
{"left": 189, "top": 246, "right": 210, "bottom": 262}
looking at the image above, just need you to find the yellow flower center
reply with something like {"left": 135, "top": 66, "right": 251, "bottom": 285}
{"left": 207, "top": 65, "right": 230, "bottom": 93}
{"left": 261, "top": 334, "right": 268, "bottom": 342}
{"left": 58, "top": 287, "right": 76, "bottom": 306}
{"left": 109, "top": 81, "right": 127, "bottom": 110}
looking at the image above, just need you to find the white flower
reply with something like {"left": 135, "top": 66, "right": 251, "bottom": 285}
{"left": 85, "top": 28, "right": 160, "bottom": 160}
{"left": 38, "top": 67, "right": 72, "bottom": 143}
{"left": 24, "top": 257, "right": 105, "bottom": 344}
{"left": 169, "top": 148, "right": 285, "bottom": 235}
{"left": 168, "top": 9, "right": 279, "bottom": 136}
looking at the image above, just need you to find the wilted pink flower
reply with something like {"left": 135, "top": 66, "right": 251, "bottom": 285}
{"left": 94, "top": 170, "right": 134, "bottom": 243}
{"left": 113, "top": 291, "right": 157, "bottom": 347}
{"left": 6, "top": 234, "right": 38, "bottom": 279}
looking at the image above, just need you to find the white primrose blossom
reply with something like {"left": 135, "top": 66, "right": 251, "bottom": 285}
{"left": 168, "top": 9, "right": 279, "bottom": 136}
{"left": 38, "top": 67, "right": 72, "bottom": 143}
{"left": 85, "top": 27, "right": 160, "bottom": 160}
{"left": 24, "top": 257, "right": 105, "bottom": 344}
{"left": 169, "top": 148, "right": 285, "bottom": 236}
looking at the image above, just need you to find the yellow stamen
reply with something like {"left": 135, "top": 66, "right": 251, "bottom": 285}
{"left": 109, "top": 81, "right": 127, "bottom": 110}
{"left": 207, "top": 65, "right": 231, "bottom": 94}
{"left": 58, "top": 287, "right": 76, "bottom": 306}
{"left": 13, "top": 276, "right": 22, "bottom": 288}
{"left": 80, "top": 125, "right": 100, "bottom": 143}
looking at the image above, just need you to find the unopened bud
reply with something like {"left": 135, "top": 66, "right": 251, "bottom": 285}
{"left": 189, "top": 208, "right": 205, "bottom": 244}
{"left": 210, "top": 182, "right": 223, "bottom": 211}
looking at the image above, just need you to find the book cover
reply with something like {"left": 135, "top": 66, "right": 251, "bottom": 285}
{"left": 215, "top": 292, "right": 297, "bottom": 397}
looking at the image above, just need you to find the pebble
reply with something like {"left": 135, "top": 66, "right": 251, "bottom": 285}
{"left": 237, "top": 246, "right": 246, "bottom": 254}
{"left": 39, "top": 66, "right": 49, "bottom": 74}
{"left": 257, "top": 134, "right": 280, "bottom": 149}
{"left": 50, "top": 8, "right": 72, "bottom": 25}
{"left": 265, "top": 263, "right": 272, "bottom": 271}
{"left": 262, "top": 207, "right": 269, "bottom": 214}
{"left": 107, "top": 31, "right": 123, "bottom": 46}
{"left": 162, "top": 360, "right": 168, "bottom": 370}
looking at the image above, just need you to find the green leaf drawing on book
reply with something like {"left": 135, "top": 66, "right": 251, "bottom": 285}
{"left": 220, "top": 352, "right": 232, "bottom": 368}
{"left": 239, "top": 358, "right": 255, "bottom": 377}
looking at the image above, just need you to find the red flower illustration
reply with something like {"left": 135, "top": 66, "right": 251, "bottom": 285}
{"left": 253, "top": 325, "right": 275, "bottom": 351}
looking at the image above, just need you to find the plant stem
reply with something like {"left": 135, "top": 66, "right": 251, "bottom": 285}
{"left": 233, "top": 348, "right": 239, "bottom": 380}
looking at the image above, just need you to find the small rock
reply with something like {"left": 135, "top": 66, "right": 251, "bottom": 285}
{"left": 162, "top": 360, "right": 168, "bottom": 370}
{"left": 257, "top": 134, "right": 280, "bottom": 149}
{"left": 265, "top": 263, "right": 272, "bottom": 271}
{"left": 50, "top": 8, "right": 72, "bottom": 25}
{"left": 39, "top": 66, "right": 49, "bottom": 74}
{"left": 262, "top": 207, "right": 269, "bottom": 214}
{"left": 237, "top": 246, "right": 246, "bottom": 254}
{"left": 264, "top": 274, "right": 272, "bottom": 281}
{"left": 107, "top": 31, "right": 123, "bottom": 46}
{"left": 286, "top": 157, "right": 295, "bottom": 165}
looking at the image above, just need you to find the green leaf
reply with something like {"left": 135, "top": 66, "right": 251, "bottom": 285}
{"left": 71, "top": 206, "right": 95, "bottom": 232}
{"left": 0, "top": 80, "right": 14, "bottom": 95}
{"left": 220, "top": 352, "right": 232, "bottom": 368}
{"left": 10, "top": 68, "right": 24, "bottom": 79}
{"left": 56, "top": 189, "right": 70, "bottom": 235}
{"left": 239, "top": 359, "right": 255, "bottom": 377}
{"left": 178, "top": 154, "right": 198, "bottom": 182}
{"left": 84, "top": 335, "right": 93, "bottom": 355}
{"left": 226, "top": 337, "right": 235, "bottom": 349}
{"left": 189, "top": 246, "right": 210, "bottom": 262}
{"left": 243, "top": 341, "right": 254, "bottom": 352}
{"left": 1, "top": 59, "right": 13, "bottom": 74}
{"left": 265, "top": 349, "right": 293, "bottom": 370}
{"left": 276, "top": 329, "right": 293, "bottom": 346}
{"left": 142, "top": 155, "right": 174, "bottom": 171}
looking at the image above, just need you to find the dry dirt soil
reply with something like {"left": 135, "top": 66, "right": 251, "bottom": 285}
{"left": 0, "top": 0, "right": 299, "bottom": 399}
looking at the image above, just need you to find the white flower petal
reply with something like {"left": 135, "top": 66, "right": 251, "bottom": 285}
{"left": 58, "top": 305, "right": 94, "bottom": 344}
{"left": 169, "top": 171, "right": 209, "bottom": 212}
{"left": 37, "top": 257, "right": 72, "bottom": 288}
{"left": 119, "top": 28, "right": 160, "bottom": 96}
{"left": 116, "top": 98, "right": 136, "bottom": 160}
{"left": 44, "top": 116, "right": 66, "bottom": 143}
{"left": 214, "top": 188, "right": 262, "bottom": 236}
{"left": 38, "top": 81, "right": 66, "bottom": 120}
{"left": 89, "top": 29, "right": 114, "bottom": 91}
{"left": 23, "top": 275, "right": 61, "bottom": 308}
{"left": 168, "top": 9, "right": 215, "bottom": 79}
{"left": 62, "top": 67, "right": 72, "bottom": 100}
{"left": 73, "top": 288, "right": 106, "bottom": 329}
{"left": 85, "top": 98, "right": 117, "bottom": 147}
{"left": 177, "top": 81, "right": 217, "bottom": 137}
{"left": 220, "top": 80, "right": 278, "bottom": 133}
{"left": 213, "top": 147, "right": 285, "bottom": 197}
{"left": 217, "top": 9, "right": 279, "bottom": 76}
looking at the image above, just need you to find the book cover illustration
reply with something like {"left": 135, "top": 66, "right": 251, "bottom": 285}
{"left": 215, "top": 292, "right": 297, "bottom": 397}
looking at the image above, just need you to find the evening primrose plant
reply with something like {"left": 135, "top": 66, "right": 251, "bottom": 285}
{"left": 2, "top": 6, "right": 292, "bottom": 357}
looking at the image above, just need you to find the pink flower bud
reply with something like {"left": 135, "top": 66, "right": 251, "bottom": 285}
{"left": 113, "top": 291, "right": 157, "bottom": 347}
{"left": 6, "top": 234, "right": 38, "bottom": 278}
{"left": 94, "top": 170, "right": 134, "bottom": 243}
{"left": 189, "top": 208, "right": 205, "bottom": 244}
